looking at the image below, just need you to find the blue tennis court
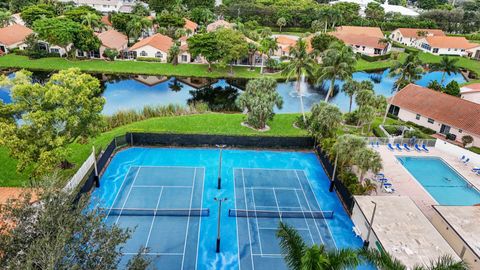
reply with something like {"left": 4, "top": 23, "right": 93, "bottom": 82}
{"left": 233, "top": 168, "right": 336, "bottom": 270}
{"left": 91, "top": 147, "right": 366, "bottom": 270}
{"left": 103, "top": 166, "right": 206, "bottom": 269}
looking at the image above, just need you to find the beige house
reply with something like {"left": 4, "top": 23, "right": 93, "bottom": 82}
{"left": 0, "top": 24, "right": 33, "bottom": 53}
{"left": 460, "top": 83, "right": 480, "bottom": 104}
{"left": 389, "top": 28, "right": 445, "bottom": 46}
{"left": 329, "top": 26, "right": 390, "bottom": 56}
{"left": 129, "top": 33, "right": 192, "bottom": 63}
{"left": 97, "top": 30, "right": 128, "bottom": 58}
{"left": 206, "top": 19, "right": 234, "bottom": 32}
{"left": 388, "top": 84, "right": 480, "bottom": 147}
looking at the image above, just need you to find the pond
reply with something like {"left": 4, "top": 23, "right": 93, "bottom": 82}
{"left": 0, "top": 69, "right": 466, "bottom": 115}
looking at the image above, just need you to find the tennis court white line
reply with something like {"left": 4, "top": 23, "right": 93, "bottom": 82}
{"left": 293, "top": 189, "right": 316, "bottom": 244}
{"left": 181, "top": 168, "right": 196, "bottom": 270}
{"left": 106, "top": 166, "right": 133, "bottom": 218}
{"left": 298, "top": 170, "right": 338, "bottom": 249}
{"left": 194, "top": 168, "right": 205, "bottom": 270}
{"left": 145, "top": 186, "right": 163, "bottom": 248}
{"left": 234, "top": 167, "right": 302, "bottom": 172}
{"left": 294, "top": 170, "right": 324, "bottom": 246}
{"left": 241, "top": 168, "right": 255, "bottom": 270}
{"left": 252, "top": 253, "right": 283, "bottom": 257}
{"left": 245, "top": 187, "right": 302, "bottom": 191}
{"left": 115, "top": 167, "right": 141, "bottom": 224}
{"left": 253, "top": 205, "right": 302, "bottom": 209}
{"left": 257, "top": 227, "right": 310, "bottom": 231}
{"left": 131, "top": 165, "right": 201, "bottom": 169}
{"left": 133, "top": 185, "right": 193, "bottom": 188}
{"left": 250, "top": 188, "right": 264, "bottom": 256}
{"left": 123, "top": 252, "right": 183, "bottom": 256}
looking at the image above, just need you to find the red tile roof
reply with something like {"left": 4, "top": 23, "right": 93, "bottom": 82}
{"left": 184, "top": 18, "right": 198, "bottom": 31}
{"left": 391, "top": 84, "right": 480, "bottom": 135}
{"left": 96, "top": 30, "right": 127, "bottom": 50}
{"left": 397, "top": 28, "right": 445, "bottom": 38}
{"left": 0, "top": 24, "right": 33, "bottom": 46}
{"left": 424, "top": 36, "right": 478, "bottom": 49}
{"left": 101, "top": 15, "right": 112, "bottom": 26}
{"left": 130, "top": 33, "right": 173, "bottom": 52}
{"left": 206, "top": 20, "right": 233, "bottom": 32}
{"left": 330, "top": 26, "right": 387, "bottom": 49}
{"left": 461, "top": 83, "right": 480, "bottom": 94}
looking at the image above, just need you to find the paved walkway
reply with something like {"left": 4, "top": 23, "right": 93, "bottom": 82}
{"left": 369, "top": 146, "right": 479, "bottom": 219}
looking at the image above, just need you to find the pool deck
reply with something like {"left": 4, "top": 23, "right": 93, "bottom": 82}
{"left": 369, "top": 146, "right": 480, "bottom": 219}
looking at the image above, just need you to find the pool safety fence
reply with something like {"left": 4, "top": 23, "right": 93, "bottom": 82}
{"left": 366, "top": 137, "right": 437, "bottom": 147}
{"left": 229, "top": 209, "right": 335, "bottom": 219}
{"left": 315, "top": 146, "right": 355, "bottom": 214}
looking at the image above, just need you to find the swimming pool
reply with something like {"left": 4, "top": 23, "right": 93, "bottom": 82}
{"left": 397, "top": 156, "right": 480, "bottom": 206}
{"left": 90, "top": 147, "right": 366, "bottom": 269}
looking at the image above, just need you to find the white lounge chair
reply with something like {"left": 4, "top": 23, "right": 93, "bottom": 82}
{"left": 463, "top": 158, "right": 470, "bottom": 165}
{"left": 383, "top": 183, "right": 395, "bottom": 193}
{"left": 459, "top": 155, "right": 466, "bottom": 162}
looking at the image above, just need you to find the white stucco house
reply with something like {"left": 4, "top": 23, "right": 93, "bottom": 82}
{"left": 415, "top": 36, "right": 480, "bottom": 57}
{"left": 329, "top": 26, "right": 390, "bottom": 56}
{"left": 58, "top": 0, "right": 145, "bottom": 13}
{"left": 389, "top": 28, "right": 445, "bottom": 46}
{"left": 129, "top": 33, "right": 193, "bottom": 63}
{"left": 388, "top": 84, "right": 480, "bottom": 147}
{"left": 460, "top": 83, "right": 480, "bottom": 105}
{"left": 77, "top": 29, "right": 128, "bottom": 59}
{"left": 0, "top": 24, "right": 33, "bottom": 53}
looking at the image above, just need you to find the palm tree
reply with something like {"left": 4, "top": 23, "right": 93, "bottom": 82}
{"left": 277, "top": 222, "right": 360, "bottom": 270}
{"left": 341, "top": 79, "right": 360, "bottom": 113}
{"left": 353, "top": 145, "right": 382, "bottom": 182}
{"left": 432, "top": 56, "right": 459, "bottom": 85}
{"left": 308, "top": 101, "right": 343, "bottom": 141}
{"left": 317, "top": 43, "right": 356, "bottom": 102}
{"left": 168, "top": 42, "right": 180, "bottom": 65}
{"left": 282, "top": 38, "right": 316, "bottom": 123}
{"left": 382, "top": 52, "right": 424, "bottom": 124}
{"left": 247, "top": 42, "right": 258, "bottom": 70}
{"left": 359, "top": 249, "right": 468, "bottom": 270}
{"left": 127, "top": 16, "right": 152, "bottom": 42}
{"left": 81, "top": 12, "right": 104, "bottom": 30}
{"left": 259, "top": 37, "right": 278, "bottom": 74}
{"left": 0, "top": 9, "right": 14, "bottom": 27}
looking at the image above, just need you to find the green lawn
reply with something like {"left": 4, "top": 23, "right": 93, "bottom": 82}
{"left": 0, "top": 113, "right": 306, "bottom": 187}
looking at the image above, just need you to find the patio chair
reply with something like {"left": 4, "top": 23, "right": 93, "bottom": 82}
{"left": 388, "top": 143, "right": 395, "bottom": 151}
{"left": 458, "top": 155, "right": 466, "bottom": 162}
{"left": 383, "top": 183, "right": 395, "bottom": 193}
{"left": 403, "top": 144, "right": 411, "bottom": 151}
{"left": 414, "top": 144, "right": 422, "bottom": 152}
{"left": 421, "top": 144, "right": 429, "bottom": 153}
{"left": 376, "top": 141, "right": 380, "bottom": 148}
{"left": 472, "top": 166, "right": 480, "bottom": 172}
{"left": 463, "top": 158, "right": 470, "bottom": 165}
{"left": 395, "top": 143, "right": 403, "bottom": 151}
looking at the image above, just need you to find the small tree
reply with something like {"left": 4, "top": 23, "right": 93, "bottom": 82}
{"left": 104, "top": 48, "right": 119, "bottom": 61}
{"left": 311, "top": 19, "right": 323, "bottom": 33}
{"left": 444, "top": 80, "right": 460, "bottom": 96}
{"left": 0, "top": 176, "right": 149, "bottom": 269}
{"left": 427, "top": 80, "right": 443, "bottom": 92}
{"left": 461, "top": 135, "right": 473, "bottom": 147}
{"left": 353, "top": 147, "right": 382, "bottom": 182}
{"left": 308, "top": 102, "right": 342, "bottom": 141}
{"left": 237, "top": 78, "right": 283, "bottom": 130}
{"left": 276, "top": 17, "right": 286, "bottom": 32}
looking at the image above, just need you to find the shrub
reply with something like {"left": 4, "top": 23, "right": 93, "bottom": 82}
{"left": 467, "top": 146, "right": 480, "bottom": 154}
{"left": 461, "top": 135, "right": 473, "bottom": 147}
{"left": 136, "top": 57, "right": 163, "bottom": 62}
{"left": 446, "top": 133, "right": 456, "bottom": 141}
{"left": 444, "top": 80, "right": 460, "bottom": 96}
{"left": 387, "top": 113, "right": 398, "bottom": 120}
{"left": 372, "top": 125, "right": 386, "bottom": 137}
{"left": 358, "top": 53, "right": 392, "bottom": 62}
{"left": 404, "top": 129, "right": 429, "bottom": 139}
{"left": 104, "top": 48, "right": 119, "bottom": 61}
{"left": 384, "top": 125, "right": 402, "bottom": 136}
{"left": 406, "top": 121, "right": 436, "bottom": 134}
{"left": 343, "top": 111, "right": 359, "bottom": 125}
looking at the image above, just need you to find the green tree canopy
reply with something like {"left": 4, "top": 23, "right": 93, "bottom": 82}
{"left": 444, "top": 80, "right": 460, "bottom": 96}
{"left": 308, "top": 101, "right": 343, "bottom": 141}
{"left": 237, "top": 78, "right": 283, "bottom": 129}
{"left": 111, "top": 12, "right": 133, "bottom": 34}
{"left": 33, "top": 17, "right": 79, "bottom": 56}
{"left": 63, "top": 5, "right": 101, "bottom": 23}
{"left": 311, "top": 33, "right": 341, "bottom": 55}
{"left": 432, "top": 56, "right": 459, "bottom": 84}
{"left": 0, "top": 177, "right": 148, "bottom": 269}
{"left": 189, "top": 7, "right": 214, "bottom": 25}
{"left": 365, "top": 2, "right": 385, "bottom": 21}
{"left": 0, "top": 8, "right": 14, "bottom": 27}
{"left": 20, "top": 4, "right": 55, "bottom": 26}
{"left": 187, "top": 31, "right": 222, "bottom": 71}
{"left": 0, "top": 68, "right": 105, "bottom": 176}
{"left": 215, "top": 28, "right": 249, "bottom": 73}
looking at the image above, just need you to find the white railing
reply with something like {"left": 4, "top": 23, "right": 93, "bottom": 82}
{"left": 435, "top": 140, "right": 480, "bottom": 166}
{"left": 366, "top": 137, "right": 437, "bottom": 147}
{"left": 63, "top": 151, "right": 95, "bottom": 193}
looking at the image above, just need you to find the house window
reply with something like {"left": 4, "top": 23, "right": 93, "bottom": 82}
{"left": 181, "top": 55, "right": 188, "bottom": 62}
{"left": 432, "top": 48, "right": 439, "bottom": 53}
{"left": 459, "top": 129, "right": 462, "bottom": 133}
{"left": 50, "top": 48, "right": 59, "bottom": 54}
{"left": 140, "top": 51, "right": 147, "bottom": 57}
{"left": 362, "top": 46, "right": 365, "bottom": 51}
{"left": 428, "top": 118, "right": 434, "bottom": 124}
{"left": 155, "top": 51, "right": 163, "bottom": 58}
{"left": 416, "top": 114, "right": 421, "bottom": 120}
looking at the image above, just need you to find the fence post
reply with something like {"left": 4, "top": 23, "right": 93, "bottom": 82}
{"left": 130, "top": 133, "right": 133, "bottom": 146}
{"left": 93, "top": 146, "right": 100, "bottom": 188}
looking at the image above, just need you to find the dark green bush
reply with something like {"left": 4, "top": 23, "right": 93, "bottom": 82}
{"left": 446, "top": 133, "right": 456, "bottom": 141}
{"left": 372, "top": 126, "right": 386, "bottom": 137}
{"left": 358, "top": 53, "right": 392, "bottom": 62}
{"left": 136, "top": 57, "right": 163, "bottom": 62}
{"left": 387, "top": 113, "right": 399, "bottom": 120}
{"left": 343, "top": 111, "right": 359, "bottom": 125}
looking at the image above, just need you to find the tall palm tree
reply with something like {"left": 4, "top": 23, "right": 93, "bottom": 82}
{"left": 81, "top": 12, "right": 104, "bottom": 30}
{"left": 277, "top": 222, "right": 360, "bottom": 270}
{"left": 168, "top": 42, "right": 180, "bottom": 65}
{"left": 432, "top": 56, "right": 459, "bottom": 85}
{"left": 341, "top": 79, "right": 360, "bottom": 113}
{"left": 247, "top": 42, "right": 258, "bottom": 70}
{"left": 359, "top": 249, "right": 468, "bottom": 270}
{"left": 382, "top": 52, "right": 424, "bottom": 124}
{"left": 282, "top": 38, "right": 316, "bottom": 123}
{"left": 317, "top": 43, "right": 356, "bottom": 102}
{"left": 353, "top": 147, "right": 382, "bottom": 182}
{"left": 127, "top": 16, "right": 152, "bottom": 42}
{"left": 0, "top": 10, "right": 14, "bottom": 27}
{"left": 259, "top": 37, "right": 278, "bottom": 74}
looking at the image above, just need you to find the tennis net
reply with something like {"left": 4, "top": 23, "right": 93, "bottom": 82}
{"left": 103, "top": 208, "right": 210, "bottom": 217}
{"left": 229, "top": 209, "right": 334, "bottom": 219}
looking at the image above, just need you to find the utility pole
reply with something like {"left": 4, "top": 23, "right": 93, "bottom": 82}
{"left": 214, "top": 197, "right": 228, "bottom": 253}
{"left": 216, "top": 144, "right": 226, "bottom": 189}
{"left": 364, "top": 201, "right": 378, "bottom": 248}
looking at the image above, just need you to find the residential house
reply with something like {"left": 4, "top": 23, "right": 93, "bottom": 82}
{"left": 206, "top": 19, "right": 234, "bottom": 32}
{"left": 329, "top": 26, "right": 390, "bottom": 56}
{"left": 467, "top": 45, "right": 480, "bottom": 60}
{"left": 58, "top": 0, "right": 144, "bottom": 13}
{"left": 129, "top": 33, "right": 173, "bottom": 61}
{"left": 101, "top": 15, "right": 114, "bottom": 30}
{"left": 11, "top": 13, "right": 25, "bottom": 26}
{"left": 78, "top": 29, "right": 128, "bottom": 59}
{"left": 389, "top": 28, "right": 445, "bottom": 46}
{"left": 184, "top": 18, "right": 198, "bottom": 35}
{"left": 415, "top": 36, "right": 480, "bottom": 57}
{"left": 0, "top": 24, "right": 33, "bottom": 53}
{"left": 273, "top": 35, "right": 298, "bottom": 57}
{"left": 460, "top": 83, "right": 480, "bottom": 104}
{"left": 388, "top": 84, "right": 480, "bottom": 147}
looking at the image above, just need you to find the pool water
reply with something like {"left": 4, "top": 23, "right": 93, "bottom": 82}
{"left": 397, "top": 156, "right": 480, "bottom": 206}
{"left": 90, "top": 147, "right": 367, "bottom": 269}
{"left": 0, "top": 69, "right": 466, "bottom": 114}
